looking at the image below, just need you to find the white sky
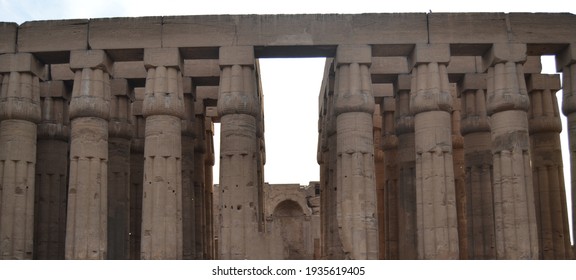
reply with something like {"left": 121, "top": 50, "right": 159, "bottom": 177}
{"left": 1, "top": 0, "right": 575, "bottom": 240}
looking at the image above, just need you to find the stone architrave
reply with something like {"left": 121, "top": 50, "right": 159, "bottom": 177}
{"left": 394, "top": 74, "right": 418, "bottom": 260}
{"left": 217, "top": 46, "right": 264, "bottom": 260}
{"left": 0, "top": 53, "right": 43, "bottom": 259}
{"left": 140, "top": 48, "right": 185, "bottom": 260}
{"left": 35, "top": 81, "right": 69, "bottom": 260}
{"left": 556, "top": 44, "right": 576, "bottom": 258}
{"left": 107, "top": 78, "right": 133, "bottom": 259}
{"left": 65, "top": 50, "right": 112, "bottom": 260}
{"left": 527, "top": 73, "right": 572, "bottom": 259}
{"left": 409, "top": 44, "right": 459, "bottom": 259}
{"left": 459, "top": 73, "right": 496, "bottom": 259}
{"left": 484, "top": 43, "right": 538, "bottom": 259}
{"left": 333, "top": 45, "right": 378, "bottom": 260}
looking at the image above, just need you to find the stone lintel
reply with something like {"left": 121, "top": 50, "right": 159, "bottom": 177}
{"left": 183, "top": 59, "right": 220, "bottom": 77}
{"left": 0, "top": 22, "right": 17, "bottom": 54}
{"left": 482, "top": 43, "right": 527, "bottom": 70}
{"left": 393, "top": 74, "right": 412, "bottom": 93}
{"left": 40, "top": 80, "right": 68, "bottom": 98}
{"left": 144, "top": 48, "right": 183, "bottom": 70}
{"left": 69, "top": 50, "right": 113, "bottom": 74}
{"left": 89, "top": 17, "right": 162, "bottom": 50}
{"left": 110, "top": 78, "right": 131, "bottom": 97}
{"left": 182, "top": 77, "right": 193, "bottom": 95}
{"left": 196, "top": 86, "right": 219, "bottom": 100}
{"left": 335, "top": 45, "right": 372, "bottom": 66}
{"left": 458, "top": 73, "right": 487, "bottom": 93}
{"left": 0, "top": 53, "right": 46, "bottom": 79}
{"left": 131, "top": 100, "right": 143, "bottom": 116}
{"left": 113, "top": 61, "right": 147, "bottom": 79}
{"left": 205, "top": 106, "right": 218, "bottom": 119}
{"left": 50, "top": 64, "right": 75, "bottom": 80}
{"left": 194, "top": 99, "right": 205, "bottom": 115}
{"left": 219, "top": 46, "right": 255, "bottom": 67}
{"left": 371, "top": 57, "right": 410, "bottom": 74}
{"left": 446, "top": 56, "right": 482, "bottom": 74}
{"left": 373, "top": 84, "right": 393, "bottom": 98}
{"left": 134, "top": 87, "right": 145, "bottom": 101}
{"left": 524, "top": 56, "right": 543, "bottom": 74}
{"left": 555, "top": 44, "right": 576, "bottom": 72}
{"left": 17, "top": 19, "right": 88, "bottom": 52}
{"left": 527, "top": 74, "right": 561, "bottom": 93}
{"left": 380, "top": 96, "right": 396, "bottom": 112}
{"left": 408, "top": 44, "right": 450, "bottom": 69}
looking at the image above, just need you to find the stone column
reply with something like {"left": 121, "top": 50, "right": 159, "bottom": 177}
{"left": 484, "top": 43, "right": 538, "bottom": 259}
{"left": 129, "top": 88, "right": 145, "bottom": 259}
{"left": 527, "top": 73, "right": 572, "bottom": 259}
{"left": 193, "top": 103, "right": 206, "bottom": 259}
{"left": 65, "top": 50, "right": 112, "bottom": 259}
{"left": 451, "top": 84, "right": 467, "bottom": 259}
{"left": 381, "top": 96, "right": 399, "bottom": 259}
{"left": 373, "top": 103, "right": 385, "bottom": 259}
{"left": 217, "top": 46, "right": 263, "bottom": 259}
{"left": 333, "top": 45, "right": 378, "bottom": 260}
{"left": 0, "top": 53, "right": 43, "bottom": 259}
{"left": 556, "top": 44, "right": 576, "bottom": 257}
{"left": 204, "top": 119, "right": 215, "bottom": 259}
{"left": 409, "top": 44, "right": 459, "bottom": 259}
{"left": 140, "top": 48, "right": 185, "bottom": 259}
{"left": 394, "top": 74, "right": 417, "bottom": 260}
{"left": 35, "top": 80, "right": 69, "bottom": 260}
{"left": 459, "top": 73, "right": 496, "bottom": 259}
{"left": 107, "top": 79, "right": 133, "bottom": 259}
{"left": 181, "top": 78, "right": 196, "bottom": 260}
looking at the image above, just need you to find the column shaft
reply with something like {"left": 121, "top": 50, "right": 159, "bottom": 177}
{"left": 218, "top": 46, "right": 263, "bottom": 259}
{"left": 140, "top": 52, "right": 185, "bottom": 259}
{"left": 459, "top": 74, "right": 496, "bottom": 259}
{"left": 527, "top": 74, "right": 572, "bottom": 259}
{"left": 35, "top": 81, "right": 69, "bottom": 259}
{"left": 129, "top": 90, "right": 145, "bottom": 259}
{"left": 410, "top": 44, "right": 459, "bottom": 259}
{"left": 381, "top": 98, "right": 399, "bottom": 259}
{"left": 0, "top": 54, "right": 42, "bottom": 259}
{"left": 485, "top": 44, "right": 538, "bottom": 259}
{"left": 181, "top": 85, "right": 196, "bottom": 260}
{"left": 334, "top": 45, "right": 378, "bottom": 260}
{"left": 394, "top": 75, "right": 417, "bottom": 260}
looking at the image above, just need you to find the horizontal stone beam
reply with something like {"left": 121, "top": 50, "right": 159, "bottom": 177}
{"left": 0, "top": 22, "right": 17, "bottom": 54}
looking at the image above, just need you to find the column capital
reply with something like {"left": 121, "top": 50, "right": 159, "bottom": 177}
{"left": 408, "top": 44, "right": 450, "bottom": 70}
{"left": 40, "top": 80, "right": 69, "bottom": 99}
{"left": 144, "top": 48, "right": 183, "bottom": 70}
{"left": 70, "top": 50, "right": 113, "bottom": 74}
{"left": 335, "top": 44, "right": 371, "bottom": 66}
{"left": 219, "top": 46, "right": 255, "bottom": 67}
{"left": 0, "top": 53, "right": 46, "bottom": 80}
{"left": 482, "top": 43, "right": 527, "bottom": 70}
{"left": 555, "top": 43, "right": 576, "bottom": 72}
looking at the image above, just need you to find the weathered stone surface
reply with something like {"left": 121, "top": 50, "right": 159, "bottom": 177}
{"left": 429, "top": 13, "right": 508, "bottom": 44}
{"left": 0, "top": 23, "right": 17, "bottom": 54}
{"left": 18, "top": 19, "right": 88, "bottom": 52}
{"left": 89, "top": 17, "right": 162, "bottom": 50}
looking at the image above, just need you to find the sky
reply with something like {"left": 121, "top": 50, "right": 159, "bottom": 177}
{"left": 1, "top": 0, "right": 575, "bottom": 239}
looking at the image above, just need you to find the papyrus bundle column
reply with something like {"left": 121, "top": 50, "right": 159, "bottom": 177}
{"left": 527, "top": 73, "right": 572, "bottom": 259}
{"left": 65, "top": 50, "right": 112, "bottom": 259}
{"left": 140, "top": 48, "right": 185, "bottom": 259}
{"left": 556, "top": 45, "right": 576, "bottom": 257}
{"left": 129, "top": 88, "right": 145, "bottom": 259}
{"left": 394, "top": 74, "right": 417, "bottom": 259}
{"left": 0, "top": 53, "right": 43, "bottom": 259}
{"left": 181, "top": 78, "right": 196, "bottom": 260}
{"left": 35, "top": 81, "right": 69, "bottom": 259}
{"left": 107, "top": 79, "right": 133, "bottom": 259}
{"left": 459, "top": 73, "right": 496, "bottom": 259}
{"left": 484, "top": 43, "right": 538, "bottom": 259}
{"left": 333, "top": 45, "right": 378, "bottom": 260}
{"left": 409, "top": 44, "right": 459, "bottom": 259}
{"left": 217, "top": 46, "right": 263, "bottom": 259}
{"left": 193, "top": 103, "right": 206, "bottom": 259}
